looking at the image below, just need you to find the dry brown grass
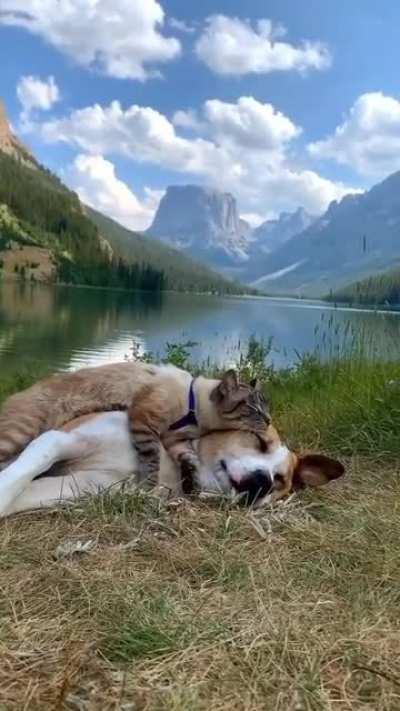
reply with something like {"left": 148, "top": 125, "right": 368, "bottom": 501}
{"left": 1, "top": 457, "right": 400, "bottom": 710}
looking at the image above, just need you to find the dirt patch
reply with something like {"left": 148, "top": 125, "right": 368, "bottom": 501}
{"left": 0, "top": 246, "right": 56, "bottom": 283}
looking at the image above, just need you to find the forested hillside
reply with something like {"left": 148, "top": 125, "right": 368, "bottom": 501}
{"left": 327, "top": 268, "right": 400, "bottom": 306}
{"left": 0, "top": 151, "right": 164, "bottom": 290}
{"left": 89, "top": 208, "right": 251, "bottom": 294}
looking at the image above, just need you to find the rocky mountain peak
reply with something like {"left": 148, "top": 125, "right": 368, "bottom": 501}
{"left": 147, "top": 184, "right": 251, "bottom": 267}
{"left": 0, "top": 100, "right": 14, "bottom": 149}
{"left": 0, "top": 99, "right": 36, "bottom": 167}
{"left": 250, "top": 207, "right": 317, "bottom": 254}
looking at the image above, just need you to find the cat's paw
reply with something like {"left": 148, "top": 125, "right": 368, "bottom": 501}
{"left": 179, "top": 453, "right": 200, "bottom": 495}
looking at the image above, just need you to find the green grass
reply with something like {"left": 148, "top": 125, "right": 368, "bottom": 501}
{"left": 269, "top": 356, "right": 400, "bottom": 459}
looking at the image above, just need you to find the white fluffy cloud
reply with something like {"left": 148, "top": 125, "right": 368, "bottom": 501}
{"left": 1, "top": 0, "right": 180, "bottom": 80}
{"left": 32, "top": 96, "right": 357, "bottom": 218}
{"left": 172, "top": 109, "right": 204, "bottom": 132}
{"left": 17, "top": 75, "right": 59, "bottom": 115}
{"left": 195, "top": 15, "right": 331, "bottom": 76}
{"left": 308, "top": 92, "right": 400, "bottom": 176}
{"left": 204, "top": 96, "right": 301, "bottom": 151}
{"left": 68, "top": 154, "right": 163, "bottom": 231}
{"left": 39, "top": 100, "right": 235, "bottom": 179}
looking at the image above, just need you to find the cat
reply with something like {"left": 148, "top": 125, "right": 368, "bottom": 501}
{"left": 0, "top": 361, "right": 269, "bottom": 490}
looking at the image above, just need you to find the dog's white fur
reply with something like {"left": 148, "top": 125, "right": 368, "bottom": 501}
{"left": 0, "top": 411, "right": 282, "bottom": 518}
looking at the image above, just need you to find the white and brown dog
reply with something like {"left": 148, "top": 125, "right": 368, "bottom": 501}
{"left": 0, "top": 411, "right": 344, "bottom": 518}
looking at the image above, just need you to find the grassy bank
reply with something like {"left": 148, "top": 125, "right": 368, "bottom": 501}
{"left": 1, "top": 347, "right": 400, "bottom": 709}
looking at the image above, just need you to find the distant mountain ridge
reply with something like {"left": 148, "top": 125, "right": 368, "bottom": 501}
{"left": 242, "top": 208, "right": 317, "bottom": 281}
{"left": 147, "top": 184, "right": 315, "bottom": 280}
{"left": 6, "top": 93, "right": 400, "bottom": 299}
{"left": 251, "top": 208, "right": 316, "bottom": 255}
{"left": 250, "top": 172, "right": 400, "bottom": 296}
{"left": 146, "top": 173, "right": 400, "bottom": 296}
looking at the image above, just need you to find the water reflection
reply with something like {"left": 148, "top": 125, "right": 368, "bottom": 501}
{"left": 0, "top": 282, "right": 399, "bottom": 375}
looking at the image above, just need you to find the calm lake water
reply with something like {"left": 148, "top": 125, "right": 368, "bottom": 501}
{"left": 0, "top": 281, "right": 399, "bottom": 376}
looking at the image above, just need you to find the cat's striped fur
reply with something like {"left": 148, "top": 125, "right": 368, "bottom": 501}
{"left": 0, "top": 362, "right": 269, "bottom": 488}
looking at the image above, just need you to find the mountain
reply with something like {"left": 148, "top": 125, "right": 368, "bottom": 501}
{"left": 250, "top": 172, "right": 400, "bottom": 296}
{"left": 147, "top": 186, "right": 318, "bottom": 281}
{"left": 0, "top": 100, "right": 248, "bottom": 295}
{"left": 89, "top": 208, "right": 252, "bottom": 295}
{"left": 147, "top": 184, "right": 251, "bottom": 268}
{"left": 252, "top": 208, "right": 316, "bottom": 254}
{"left": 0, "top": 100, "right": 37, "bottom": 169}
{"left": 242, "top": 207, "right": 316, "bottom": 281}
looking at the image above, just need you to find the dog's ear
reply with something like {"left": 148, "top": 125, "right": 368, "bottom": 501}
{"left": 293, "top": 454, "right": 345, "bottom": 490}
{"left": 211, "top": 369, "right": 239, "bottom": 402}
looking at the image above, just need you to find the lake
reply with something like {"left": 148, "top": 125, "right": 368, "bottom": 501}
{"left": 0, "top": 281, "right": 399, "bottom": 376}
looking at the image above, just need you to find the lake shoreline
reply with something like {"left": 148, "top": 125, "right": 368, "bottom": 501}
{"left": 1, "top": 281, "right": 400, "bottom": 377}
{"left": 7, "top": 277, "right": 400, "bottom": 315}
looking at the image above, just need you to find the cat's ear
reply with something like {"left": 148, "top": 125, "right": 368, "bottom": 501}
{"left": 250, "top": 378, "right": 261, "bottom": 391}
{"left": 293, "top": 454, "right": 345, "bottom": 489}
{"left": 220, "top": 369, "right": 239, "bottom": 394}
{"left": 210, "top": 369, "right": 239, "bottom": 402}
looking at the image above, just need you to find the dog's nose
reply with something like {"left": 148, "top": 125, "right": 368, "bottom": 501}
{"left": 230, "top": 468, "right": 272, "bottom": 506}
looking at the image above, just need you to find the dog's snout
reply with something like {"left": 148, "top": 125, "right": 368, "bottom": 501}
{"left": 251, "top": 468, "right": 269, "bottom": 480}
{"left": 230, "top": 468, "right": 272, "bottom": 506}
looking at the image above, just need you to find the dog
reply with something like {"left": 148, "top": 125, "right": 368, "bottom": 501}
{"left": 0, "top": 410, "right": 344, "bottom": 518}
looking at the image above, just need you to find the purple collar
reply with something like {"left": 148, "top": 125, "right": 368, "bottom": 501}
{"left": 169, "top": 379, "right": 198, "bottom": 431}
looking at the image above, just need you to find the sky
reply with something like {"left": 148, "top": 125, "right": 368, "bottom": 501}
{"left": 1, "top": 0, "right": 400, "bottom": 231}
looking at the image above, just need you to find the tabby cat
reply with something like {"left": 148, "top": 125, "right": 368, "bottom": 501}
{"left": 0, "top": 361, "right": 269, "bottom": 490}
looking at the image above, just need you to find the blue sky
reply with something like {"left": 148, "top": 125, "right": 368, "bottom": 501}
{"left": 1, "top": 0, "right": 400, "bottom": 230}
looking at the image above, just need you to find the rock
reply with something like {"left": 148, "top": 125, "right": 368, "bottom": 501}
{"left": 0, "top": 99, "right": 37, "bottom": 168}
{"left": 242, "top": 207, "right": 317, "bottom": 281}
{"left": 147, "top": 184, "right": 251, "bottom": 268}
{"left": 251, "top": 207, "right": 316, "bottom": 255}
